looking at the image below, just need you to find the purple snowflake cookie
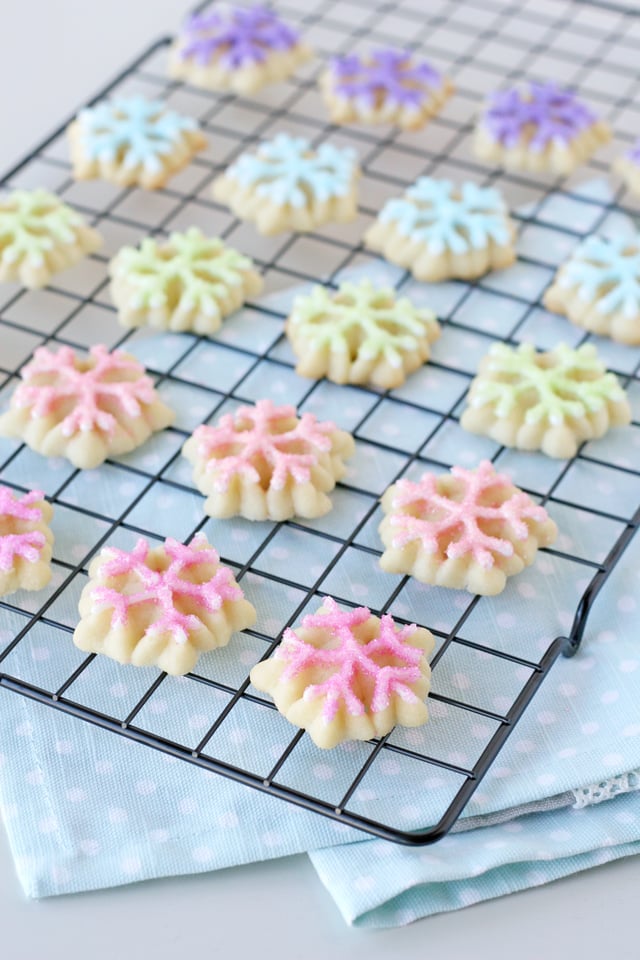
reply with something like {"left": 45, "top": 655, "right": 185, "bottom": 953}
{"left": 321, "top": 48, "right": 452, "bottom": 130}
{"left": 170, "top": 6, "right": 311, "bottom": 94}
{"left": 475, "top": 81, "right": 610, "bottom": 175}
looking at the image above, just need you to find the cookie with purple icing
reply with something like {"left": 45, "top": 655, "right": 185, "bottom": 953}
{"left": 169, "top": 6, "right": 312, "bottom": 95}
{"left": 474, "top": 82, "right": 610, "bottom": 175}
{"left": 320, "top": 48, "right": 452, "bottom": 130}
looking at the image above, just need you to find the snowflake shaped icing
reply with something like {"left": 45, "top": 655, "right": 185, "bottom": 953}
{"left": 10, "top": 344, "right": 160, "bottom": 438}
{"left": 0, "top": 190, "right": 94, "bottom": 273}
{"left": 387, "top": 462, "right": 550, "bottom": 569}
{"left": 287, "top": 279, "right": 440, "bottom": 383}
{"left": 75, "top": 97, "right": 199, "bottom": 174}
{"left": 378, "top": 177, "right": 511, "bottom": 254}
{"left": 468, "top": 342, "right": 627, "bottom": 426}
{"left": 190, "top": 399, "right": 336, "bottom": 493}
{"left": 277, "top": 598, "right": 426, "bottom": 723}
{"left": 482, "top": 82, "right": 598, "bottom": 150}
{"left": 555, "top": 235, "right": 640, "bottom": 319}
{"left": 329, "top": 48, "right": 443, "bottom": 110}
{"left": 177, "top": 6, "right": 300, "bottom": 68}
{"left": 0, "top": 487, "right": 47, "bottom": 573}
{"left": 225, "top": 133, "right": 357, "bottom": 208}
{"left": 109, "top": 227, "right": 262, "bottom": 328}
{"left": 90, "top": 536, "right": 243, "bottom": 645}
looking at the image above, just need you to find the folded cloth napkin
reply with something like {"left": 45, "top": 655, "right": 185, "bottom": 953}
{"left": 1, "top": 182, "right": 639, "bottom": 915}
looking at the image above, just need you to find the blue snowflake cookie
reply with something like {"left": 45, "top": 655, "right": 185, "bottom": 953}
{"left": 364, "top": 177, "right": 516, "bottom": 281}
{"left": 544, "top": 234, "right": 640, "bottom": 345}
{"left": 68, "top": 97, "right": 207, "bottom": 190}
{"left": 212, "top": 132, "right": 360, "bottom": 235}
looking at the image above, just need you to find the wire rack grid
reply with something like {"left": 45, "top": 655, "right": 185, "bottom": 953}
{"left": 0, "top": 0, "right": 639, "bottom": 846}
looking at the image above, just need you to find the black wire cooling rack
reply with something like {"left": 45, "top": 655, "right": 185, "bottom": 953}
{"left": 0, "top": 0, "right": 639, "bottom": 845}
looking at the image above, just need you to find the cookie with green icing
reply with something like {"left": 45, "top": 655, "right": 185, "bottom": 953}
{"left": 0, "top": 189, "right": 102, "bottom": 289}
{"left": 461, "top": 342, "right": 631, "bottom": 459}
{"left": 286, "top": 278, "right": 440, "bottom": 389}
{"left": 544, "top": 235, "right": 640, "bottom": 345}
{"left": 109, "top": 227, "right": 263, "bottom": 335}
{"left": 364, "top": 177, "right": 516, "bottom": 282}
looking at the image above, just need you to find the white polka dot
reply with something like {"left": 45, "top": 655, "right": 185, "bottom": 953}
{"left": 66, "top": 787, "right": 86, "bottom": 803}
{"left": 149, "top": 829, "right": 169, "bottom": 844}
{"left": 109, "top": 682, "right": 128, "bottom": 699}
{"left": 602, "top": 752, "right": 624, "bottom": 767}
{"left": 135, "top": 779, "right": 157, "bottom": 796}
{"left": 453, "top": 672, "right": 471, "bottom": 690}
{"left": 557, "top": 747, "right": 577, "bottom": 759}
{"left": 269, "top": 546, "right": 289, "bottom": 561}
{"left": 261, "top": 831, "right": 284, "bottom": 848}
{"left": 79, "top": 839, "right": 101, "bottom": 856}
{"left": 354, "top": 875, "right": 376, "bottom": 891}
{"left": 496, "top": 611, "right": 516, "bottom": 629}
{"left": 192, "top": 846, "right": 215, "bottom": 864}
{"left": 492, "top": 766, "right": 512, "bottom": 779}
{"left": 229, "top": 727, "right": 249, "bottom": 745}
{"left": 39, "top": 817, "right": 58, "bottom": 834}
{"left": 351, "top": 583, "right": 369, "bottom": 597}
{"left": 600, "top": 690, "right": 620, "bottom": 705}
{"left": 536, "top": 773, "right": 557, "bottom": 787}
{"left": 458, "top": 886, "right": 482, "bottom": 906}
{"left": 231, "top": 527, "right": 250, "bottom": 543}
{"left": 95, "top": 759, "right": 114, "bottom": 775}
{"left": 502, "top": 821, "right": 523, "bottom": 833}
{"left": 471, "top": 723, "right": 492, "bottom": 740}
{"left": 118, "top": 481, "right": 139, "bottom": 497}
{"left": 355, "top": 788, "right": 377, "bottom": 802}
{"left": 597, "top": 630, "right": 616, "bottom": 644}
{"left": 537, "top": 710, "right": 557, "bottom": 725}
{"left": 25, "top": 769, "right": 45, "bottom": 786}
{"left": 55, "top": 740, "right": 73, "bottom": 755}
{"left": 121, "top": 856, "right": 142, "bottom": 876}
{"left": 179, "top": 797, "right": 198, "bottom": 815}
{"left": 556, "top": 610, "right": 573, "bottom": 631}
{"left": 188, "top": 714, "right": 209, "bottom": 731}
{"left": 156, "top": 494, "right": 174, "bottom": 510}
{"left": 614, "top": 810, "right": 636, "bottom": 825}
{"left": 149, "top": 699, "right": 168, "bottom": 715}
{"left": 379, "top": 757, "right": 401, "bottom": 776}
{"left": 617, "top": 595, "right": 636, "bottom": 613}
{"left": 484, "top": 839, "right": 507, "bottom": 850}
{"left": 558, "top": 683, "right": 578, "bottom": 698}
{"left": 15, "top": 721, "right": 33, "bottom": 737}
{"left": 31, "top": 645, "right": 50, "bottom": 661}
{"left": 517, "top": 581, "right": 537, "bottom": 599}
{"left": 108, "top": 807, "right": 128, "bottom": 824}
{"left": 620, "top": 659, "right": 638, "bottom": 673}
{"left": 514, "top": 739, "right": 535, "bottom": 754}
{"left": 312, "top": 763, "right": 335, "bottom": 781}
{"left": 216, "top": 811, "right": 239, "bottom": 829}
{"left": 581, "top": 721, "right": 599, "bottom": 735}
{"left": 550, "top": 829, "right": 571, "bottom": 842}
{"left": 577, "top": 656, "right": 596, "bottom": 672}
{"left": 622, "top": 724, "right": 640, "bottom": 737}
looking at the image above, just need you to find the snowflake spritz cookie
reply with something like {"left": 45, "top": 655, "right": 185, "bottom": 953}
{"left": 379, "top": 461, "right": 557, "bottom": 596}
{"left": 285, "top": 278, "right": 440, "bottom": 389}
{"left": 474, "top": 82, "right": 611, "bottom": 175}
{"left": 212, "top": 133, "right": 359, "bottom": 235}
{"left": 169, "top": 6, "right": 312, "bottom": 95}
{"left": 0, "top": 486, "right": 54, "bottom": 597}
{"left": 320, "top": 48, "right": 452, "bottom": 131}
{"left": 543, "top": 235, "right": 640, "bottom": 345}
{"left": 364, "top": 177, "right": 516, "bottom": 282}
{"left": 250, "top": 597, "right": 435, "bottom": 749}
{"left": 613, "top": 139, "right": 640, "bottom": 196}
{"left": 460, "top": 342, "right": 631, "bottom": 459}
{"left": 182, "top": 398, "right": 354, "bottom": 522}
{"left": 109, "top": 227, "right": 263, "bottom": 335}
{"left": 0, "top": 189, "right": 102, "bottom": 289}
{"left": 68, "top": 97, "right": 207, "bottom": 190}
{"left": 74, "top": 534, "right": 256, "bottom": 675}
{"left": 0, "top": 344, "right": 175, "bottom": 469}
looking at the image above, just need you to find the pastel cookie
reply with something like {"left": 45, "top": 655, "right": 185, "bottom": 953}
{"left": 182, "top": 398, "right": 354, "bottom": 522}
{"left": 460, "top": 342, "right": 631, "bottom": 459}
{"left": 0, "top": 344, "right": 175, "bottom": 469}
{"left": 613, "top": 139, "right": 640, "bottom": 196}
{"left": 169, "top": 6, "right": 312, "bottom": 94}
{"left": 0, "top": 189, "right": 102, "bottom": 289}
{"left": 0, "top": 486, "right": 54, "bottom": 597}
{"left": 109, "top": 227, "right": 263, "bottom": 334}
{"left": 250, "top": 597, "right": 435, "bottom": 749}
{"left": 474, "top": 82, "right": 610, "bottom": 175}
{"left": 286, "top": 278, "right": 440, "bottom": 389}
{"left": 544, "top": 234, "right": 640, "bottom": 345}
{"left": 68, "top": 97, "right": 207, "bottom": 190}
{"left": 379, "top": 461, "right": 557, "bottom": 596}
{"left": 212, "top": 133, "right": 359, "bottom": 235}
{"left": 74, "top": 534, "right": 256, "bottom": 675}
{"left": 320, "top": 48, "right": 452, "bottom": 130}
{"left": 364, "top": 177, "right": 516, "bottom": 282}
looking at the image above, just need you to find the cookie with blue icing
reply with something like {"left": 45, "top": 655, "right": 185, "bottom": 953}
{"left": 212, "top": 133, "right": 360, "bottom": 235}
{"left": 544, "top": 235, "right": 640, "bottom": 345}
{"left": 364, "top": 177, "right": 516, "bottom": 281}
{"left": 68, "top": 97, "right": 207, "bottom": 190}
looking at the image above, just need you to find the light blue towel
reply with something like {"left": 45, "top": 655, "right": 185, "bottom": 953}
{"left": 1, "top": 183, "right": 639, "bottom": 918}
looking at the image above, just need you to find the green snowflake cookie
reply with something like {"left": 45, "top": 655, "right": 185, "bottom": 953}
{"left": 461, "top": 342, "right": 631, "bottom": 458}
{"left": 0, "top": 189, "right": 102, "bottom": 289}
{"left": 285, "top": 279, "right": 440, "bottom": 389}
{"left": 109, "top": 227, "right": 263, "bottom": 334}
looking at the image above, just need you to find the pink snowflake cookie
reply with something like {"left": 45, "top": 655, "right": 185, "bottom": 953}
{"left": 74, "top": 533, "right": 256, "bottom": 675}
{"left": 379, "top": 460, "right": 558, "bottom": 596}
{"left": 0, "top": 344, "right": 175, "bottom": 469}
{"left": 250, "top": 597, "right": 435, "bottom": 748}
{"left": 182, "top": 398, "right": 355, "bottom": 521}
{"left": 0, "top": 485, "right": 54, "bottom": 597}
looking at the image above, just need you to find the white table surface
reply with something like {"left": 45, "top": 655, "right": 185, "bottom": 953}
{"left": 0, "top": 3, "right": 638, "bottom": 958}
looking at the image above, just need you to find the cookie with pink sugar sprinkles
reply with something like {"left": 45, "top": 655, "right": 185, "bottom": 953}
{"left": 182, "top": 398, "right": 355, "bottom": 522}
{"left": 0, "top": 486, "right": 54, "bottom": 597}
{"left": 379, "top": 460, "right": 557, "bottom": 596}
{"left": 74, "top": 534, "right": 256, "bottom": 675}
{"left": 250, "top": 597, "right": 435, "bottom": 749}
{"left": 0, "top": 344, "right": 175, "bottom": 470}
